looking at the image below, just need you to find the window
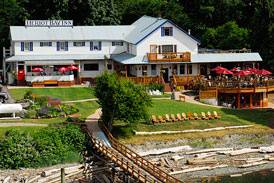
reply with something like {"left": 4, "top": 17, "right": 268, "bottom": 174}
{"left": 187, "top": 64, "right": 192, "bottom": 74}
{"left": 151, "top": 64, "right": 157, "bottom": 75}
{"left": 40, "top": 42, "right": 52, "bottom": 47}
{"left": 90, "top": 41, "right": 102, "bottom": 51}
{"left": 73, "top": 41, "right": 85, "bottom": 47}
{"left": 112, "top": 41, "right": 123, "bottom": 46}
{"left": 142, "top": 66, "right": 147, "bottom": 76}
{"left": 57, "top": 41, "right": 68, "bottom": 51}
{"left": 21, "top": 42, "right": 33, "bottom": 51}
{"left": 161, "top": 45, "right": 174, "bottom": 53}
{"left": 107, "top": 64, "right": 112, "bottom": 70}
{"left": 179, "top": 64, "right": 185, "bottom": 75}
{"left": 84, "top": 64, "right": 99, "bottom": 71}
{"left": 161, "top": 27, "right": 173, "bottom": 36}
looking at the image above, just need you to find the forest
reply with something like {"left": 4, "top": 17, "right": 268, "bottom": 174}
{"left": 0, "top": 0, "right": 273, "bottom": 70}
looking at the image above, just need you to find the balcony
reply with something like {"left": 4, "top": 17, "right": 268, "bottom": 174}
{"left": 147, "top": 52, "right": 191, "bottom": 62}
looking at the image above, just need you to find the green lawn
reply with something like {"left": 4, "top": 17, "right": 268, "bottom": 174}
{"left": 9, "top": 87, "right": 95, "bottom": 101}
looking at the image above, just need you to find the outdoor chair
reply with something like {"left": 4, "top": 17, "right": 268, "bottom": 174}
{"left": 181, "top": 113, "right": 187, "bottom": 120}
{"left": 170, "top": 114, "right": 178, "bottom": 122}
{"left": 193, "top": 113, "right": 201, "bottom": 120}
{"left": 176, "top": 113, "right": 182, "bottom": 121}
{"left": 158, "top": 115, "right": 166, "bottom": 123}
{"left": 213, "top": 111, "right": 221, "bottom": 119}
{"left": 187, "top": 112, "right": 195, "bottom": 120}
{"left": 165, "top": 114, "right": 172, "bottom": 122}
{"left": 151, "top": 115, "right": 158, "bottom": 124}
{"left": 201, "top": 112, "right": 208, "bottom": 120}
{"left": 207, "top": 111, "right": 214, "bottom": 120}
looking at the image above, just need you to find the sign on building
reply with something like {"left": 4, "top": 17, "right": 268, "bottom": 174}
{"left": 25, "top": 20, "right": 73, "bottom": 27}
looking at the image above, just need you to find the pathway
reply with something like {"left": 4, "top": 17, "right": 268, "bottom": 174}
{"left": 0, "top": 123, "right": 48, "bottom": 127}
{"left": 62, "top": 98, "right": 97, "bottom": 103}
{"left": 1, "top": 85, "right": 15, "bottom": 103}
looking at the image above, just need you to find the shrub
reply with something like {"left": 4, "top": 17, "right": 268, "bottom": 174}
{"left": 59, "top": 104, "right": 79, "bottom": 115}
{"left": 147, "top": 83, "right": 164, "bottom": 92}
{"left": 23, "top": 90, "right": 33, "bottom": 100}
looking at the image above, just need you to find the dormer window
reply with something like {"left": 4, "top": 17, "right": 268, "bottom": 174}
{"left": 161, "top": 27, "right": 173, "bottom": 36}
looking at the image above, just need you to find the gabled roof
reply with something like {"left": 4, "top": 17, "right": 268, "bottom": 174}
{"left": 10, "top": 15, "right": 200, "bottom": 45}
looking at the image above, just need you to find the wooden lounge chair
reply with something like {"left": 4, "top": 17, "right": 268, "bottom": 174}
{"left": 181, "top": 113, "right": 187, "bottom": 120}
{"left": 207, "top": 111, "right": 214, "bottom": 120}
{"left": 170, "top": 114, "right": 178, "bottom": 122}
{"left": 213, "top": 111, "right": 221, "bottom": 119}
{"left": 176, "top": 113, "right": 182, "bottom": 121}
{"left": 151, "top": 115, "right": 158, "bottom": 124}
{"left": 158, "top": 115, "right": 166, "bottom": 123}
{"left": 187, "top": 112, "right": 195, "bottom": 120}
{"left": 201, "top": 112, "right": 208, "bottom": 120}
{"left": 193, "top": 113, "right": 201, "bottom": 120}
{"left": 165, "top": 114, "right": 172, "bottom": 122}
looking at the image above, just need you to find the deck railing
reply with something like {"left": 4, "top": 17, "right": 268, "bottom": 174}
{"left": 147, "top": 52, "right": 191, "bottom": 62}
{"left": 127, "top": 76, "right": 162, "bottom": 85}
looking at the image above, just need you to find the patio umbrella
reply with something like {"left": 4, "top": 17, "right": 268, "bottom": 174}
{"left": 211, "top": 66, "right": 227, "bottom": 71}
{"left": 58, "top": 67, "right": 68, "bottom": 73}
{"left": 246, "top": 68, "right": 259, "bottom": 74}
{"left": 32, "top": 67, "right": 44, "bottom": 72}
{"left": 67, "top": 65, "right": 78, "bottom": 71}
{"left": 233, "top": 70, "right": 251, "bottom": 77}
{"left": 215, "top": 69, "right": 233, "bottom": 75}
{"left": 231, "top": 67, "right": 241, "bottom": 72}
{"left": 257, "top": 69, "right": 272, "bottom": 75}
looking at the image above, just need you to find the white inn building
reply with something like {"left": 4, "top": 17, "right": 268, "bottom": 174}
{"left": 3, "top": 15, "right": 262, "bottom": 87}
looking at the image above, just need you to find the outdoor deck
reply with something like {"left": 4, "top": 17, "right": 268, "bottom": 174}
{"left": 147, "top": 52, "right": 191, "bottom": 62}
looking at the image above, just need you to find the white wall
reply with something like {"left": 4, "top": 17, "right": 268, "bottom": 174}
{"left": 13, "top": 41, "right": 127, "bottom": 55}
{"left": 79, "top": 60, "right": 106, "bottom": 78}
{"left": 136, "top": 22, "right": 198, "bottom": 56}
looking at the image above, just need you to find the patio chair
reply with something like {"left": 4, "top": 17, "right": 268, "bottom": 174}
{"left": 213, "top": 111, "right": 221, "bottom": 119}
{"left": 207, "top": 111, "right": 214, "bottom": 120}
{"left": 181, "top": 113, "right": 187, "bottom": 120}
{"left": 165, "top": 114, "right": 172, "bottom": 122}
{"left": 170, "top": 114, "right": 178, "bottom": 122}
{"left": 176, "top": 113, "right": 182, "bottom": 121}
{"left": 151, "top": 115, "right": 158, "bottom": 124}
{"left": 158, "top": 115, "right": 166, "bottom": 123}
{"left": 187, "top": 112, "right": 195, "bottom": 120}
{"left": 193, "top": 113, "right": 201, "bottom": 120}
{"left": 201, "top": 112, "right": 208, "bottom": 120}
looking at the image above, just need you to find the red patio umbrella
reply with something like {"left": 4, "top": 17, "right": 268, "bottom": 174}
{"left": 231, "top": 67, "right": 241, "bottom": 72}
{"left": 58, "top": 67, "right": 68, "bottom": 73}
{"left": 257, "top": 69, "right": 272, "bottom": 75}
{"left": 67, "top": 65, "right": 78, "bottom": 71}
{"left": 211, "top": 66, "right": 227, "bottom": 71}
{"left": 233, "top": 70, "right": 251, "bottom": 77}
{"left": 246, "top": 68, "right": 259, "bottom": 74}
{"left": 32, "top": 67, "right": 44, "bottom": 72}
{"left": 215, "top": 69, "right": 233, "bottom": 75}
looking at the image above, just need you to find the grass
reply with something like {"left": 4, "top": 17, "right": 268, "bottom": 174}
{"left": 0, "top": 126, "right": 45, "bottom": 138}
{"left": 9, "top": 87, "right": 95, "bottom": 101}
{"left": 112, "top": 99, "right": 274, "bottom": 144}
{"left": 0, "top": 101, "right": 99, "bottom": 124}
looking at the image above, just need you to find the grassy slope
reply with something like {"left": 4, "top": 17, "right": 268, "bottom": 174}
{"left": 9, "top": 87, "right": 95, "bottom": 101}
{"left": 0, "top": 126, "right": 45, "bottom": 138}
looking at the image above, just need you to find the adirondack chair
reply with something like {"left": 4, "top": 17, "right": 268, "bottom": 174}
{"left": 213, "top": 111, "right": 221, "bottom": 119}
{"left": 207, "top": 111, "right": 214, "bottom": 120}
{"left": 151, "top": 115, "right": 158, "bottom": 124}
{"left": 170, "top": 114, "right": 178, "bottom": 122}
{"left": 193, "top": 113, "right": 201, "bottom": 120}
{"left": 181, "top": 113, "right": 187, "bottom": 120}
{"left": 187, "top": 112, "right": 195, "bottom": 120}
{"left": 176, "top": 113, "right": 182, "bottom": 121}
{"left": 201, "top": 112, "right": 208, "bottom": 120}
{"left": 165, "top": 114, "right": 172, "bottom": 122}
{"left": 158, "top": 115, "right": 166, "bottom": 123}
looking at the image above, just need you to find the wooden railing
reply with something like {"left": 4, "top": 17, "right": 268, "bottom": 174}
{"left": 202, "top": 80, "right": 274, "bottom": 89}
{"left": 127, "top": 76, "right": 162, "bottom": 85}
{"left": 171, "top": 75, "right": 202, "bottom": 86}
{"left": 147, "top": 52, "right": 191, "bottom": 62}
{"left": 101, "top": 125, "right": 182, "bottom": 183}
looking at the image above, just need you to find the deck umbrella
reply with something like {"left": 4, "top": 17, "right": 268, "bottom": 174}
{"left": 257, "top": 69, "right": 272, "bottom": 75}
{"left": 231, "top": 67, "right": 241, "bottom": 72}
{"left": 233, "top": 70, "right": 251, "bottom": 77}
{"left": 211, "top": 66, "right": 227, "bottom": 71}
{"left": 67, "top": 65, "right": 78, "bottom": 71}
{"left": 215, "top": 69, "right": 233, "bottom": 75}
{"left": 246, "top": 68, "right": 259, "bottom": 74}
{"left": 32, "top": 67, "right": 44, "bottom": 72}
{"left": 58, "top": 67, "right": 68, "bottom": 73}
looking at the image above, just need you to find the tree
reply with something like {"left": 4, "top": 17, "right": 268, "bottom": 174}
{"left": 95, "top": 72, "right": 152, "bottom": 130}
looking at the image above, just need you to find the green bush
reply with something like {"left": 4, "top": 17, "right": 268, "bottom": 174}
{"left": 23, "top": 90, "right": 33, "bottom": 100}
{"left": 59, "top": 104, "right": 79, "bottom": 115}
{"left": 0, "top": 125, "right": 87, "bottom": 169}
{"left": 24, "top": 109, "right": 37, "bottom": 119}
{"left": 34, "top": 96, "right": 48, "bottom": 107}
{"left": 147, "top": 83, "right": 164, "bottom": 92}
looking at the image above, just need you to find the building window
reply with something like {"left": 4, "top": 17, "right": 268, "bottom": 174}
{"left": 84, "top": 64, "right": 99, "bottom": 71}
{"left": 57, "top": 41, "right": 68, "bottom": 51}
{"left": 21, "top": 42, "right": 33, "bottom": 51}
{"left": 142, "top": 66, "right": 147, "bottom": 76}
{"left": 90, "top": 41, "right": 102, "bottom": 51}
{"left": 151, "top": 64, "right": 157, "bottom": 75}
{"left": 73, "top": 41, "right": 85, "bottom": 47}
{"left": 161, "top": 45, "right": 174, "bottom": 53}
{"left": 179, "top": 64, "right": 185, "bottom": 75}
{"left": 107, "top": 64, "right": 112, "bottom": 70}
{"left": 40, "top": 42, "right": 52, "bottom": 47}
{"left": 187, "top": 64, "right": 192, "bottom": 74}
{"left": 161, "top": 27, "right": 173, "bottom": 36}
{"left": 112, "top": 41, "right": 123, "bottom": 46}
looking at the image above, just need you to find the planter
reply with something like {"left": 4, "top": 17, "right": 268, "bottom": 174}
{"left": 32, "top": 82, "right": 44, "bottom": 87}
{"left": 58, "top": 81, "right": 72, "bottom": 86}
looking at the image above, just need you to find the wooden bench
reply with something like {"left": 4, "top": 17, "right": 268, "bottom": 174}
{"left": 44, "top": 80, "right": 58, "bottom": 85}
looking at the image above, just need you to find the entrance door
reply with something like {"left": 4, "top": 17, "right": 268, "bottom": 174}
{"left": 162, "top": 68, "right": 169, "bottom": 83}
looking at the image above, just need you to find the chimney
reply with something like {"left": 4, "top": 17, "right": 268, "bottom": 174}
{"left": 188, "top": 29, "right": 191, "bottom": 35}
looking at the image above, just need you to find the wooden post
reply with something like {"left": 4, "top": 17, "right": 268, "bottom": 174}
{"left": 61, "top": 168, "right": 65, "bottom": 183}
{"left": 237, "top": 93, "right": 240, "bottom": 109}
{"left": 260, "top": 93, "right": 263, "bottom": 107}
{"left": 250, "top": 94, "right": 253, "bottom": 109}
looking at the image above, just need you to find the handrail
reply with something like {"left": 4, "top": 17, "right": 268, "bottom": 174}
{"left": 147, "top": 52, "right": 191, "bottom": 62}
{"left": 101, "top": 125, "right": 182, "bottom": 183}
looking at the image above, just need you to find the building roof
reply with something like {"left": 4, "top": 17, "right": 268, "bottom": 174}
{"left": 112, "top": 52, "right": 263, "bottom": 65}
{"left": 10, "top": 16, "right": 200, "bottom": 45}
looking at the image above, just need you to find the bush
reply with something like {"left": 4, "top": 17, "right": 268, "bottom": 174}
{"left": 0, "top": 125, "right": 87, "bottom": 169}
{"left": 147, "top": 83, "right": 164, "bottom": 92}
{"left": 59, "top": 104, "right": 79, "bottom": 115}
{"left": 23, "top": 90, "right": 33, "bottom": 100}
